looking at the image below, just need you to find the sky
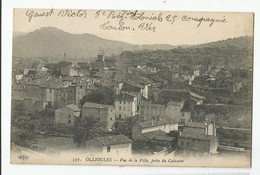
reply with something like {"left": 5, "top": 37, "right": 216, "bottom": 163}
{"left": 13, "top": 8, "right": 254, "bottom": 45}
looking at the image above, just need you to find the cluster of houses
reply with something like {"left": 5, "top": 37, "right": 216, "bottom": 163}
{"left": 14, "top": 52, "right": 248, "bottom": 157}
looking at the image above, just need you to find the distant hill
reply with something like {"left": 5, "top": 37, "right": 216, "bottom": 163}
{"left": 13, "top": 27, "right": 253, "bottom": 66}
{"left": 115, "top": 36, "right": 254, "bottom": 68}
{"left": 13, "top": 27, "right": 176, "bottom": 59}
{"left": 194, "top": 36, "right": 253, "bottom": 50}
{"left": 13, "top": 31, "right": 27, "bottom": 37}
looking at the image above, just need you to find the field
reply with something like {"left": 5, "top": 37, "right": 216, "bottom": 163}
{"left": 28, "top": 135, "right": 77, "bottom": 153}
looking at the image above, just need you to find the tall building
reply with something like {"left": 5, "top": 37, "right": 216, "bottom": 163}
{"left": 114, "top": 93, "right": 137, "bottom": 120}
{"left": 81, "top": 102, "right": 115, "bottom": 131}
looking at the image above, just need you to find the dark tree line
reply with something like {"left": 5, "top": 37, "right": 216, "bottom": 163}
{"left": 79, "top": 87, "right": 115, "bottom": 107}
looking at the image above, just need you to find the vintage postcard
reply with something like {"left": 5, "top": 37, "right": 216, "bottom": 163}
{"left": 11, "top": 8, "right": 253, "bottom": 167}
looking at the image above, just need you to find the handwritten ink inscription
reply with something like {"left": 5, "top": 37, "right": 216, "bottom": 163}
{"left": 26, "top": 9, "right": 87, "bottom": 22}
{"left": 26, "top": 9, "right": 55, "bottom": 22}
{"left": 182, "top": 15, "right": 227, "bottom": 27}
{"left": 138, "top": 22, "right": 156, "bottom": 32}
{"left": 24, "top": 9, "right": 228, "bottom": 32}
{"left": 100, "top": 21, "right": 132, "bottom": 31}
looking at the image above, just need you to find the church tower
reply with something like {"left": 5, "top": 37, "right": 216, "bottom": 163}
{"left": 97, "top": 50, "right": 105, "bottom": 62}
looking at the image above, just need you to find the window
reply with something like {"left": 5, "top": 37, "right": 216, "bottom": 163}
{"left": 110, "top": 117, "right": 112, "bottom": 121}
{"left": 119, "top": 114, "right": 121, "bottom": 119}
{"left": 181, "top": 142, "right": 183, "bottom": 146}
{"left": 107, "top": 146, "right": 111, "bottom": 152}
{"left": 124, "top": 101, "right": 125, "bottom": 104}
{"left": 50, "top": 89, "right": 52, "bottom": 93}
{"left": 182, "top": 113, "right": 185, "bottom": 117}
{"left": 69, "top": 115, "right": 71, "bottom": 118}
{"left": 120, "top": 101, "right": 121, "bottom": 104}
{"left": 187, "top": 142, "right": 189, "bottom": 147}
{"left": 68, "top": 120, "right": 71, "bottom": 123}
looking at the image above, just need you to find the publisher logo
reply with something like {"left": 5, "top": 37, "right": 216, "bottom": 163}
{"left": 18, "top": 154, "right": 29, "bottom": 161}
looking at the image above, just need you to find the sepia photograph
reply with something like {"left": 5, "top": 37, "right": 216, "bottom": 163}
{"left": 10, "top": 8, "right": 253, "bottom": 167}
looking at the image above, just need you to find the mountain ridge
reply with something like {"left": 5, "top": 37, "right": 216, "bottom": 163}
{"left": 13, "top": 27, "right": 177, "bottom": 59}
{"left": 13, "top": 27, "right": 253, "bottom": 60}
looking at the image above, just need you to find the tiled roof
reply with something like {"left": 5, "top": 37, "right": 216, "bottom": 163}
{"left": 132, "top": 75, "right": 155, "bottom": 85}
{"left": 182, "top": 127, "right": 205, "bottom": 135}
{"left": 185, "top": 122, "right": 206, "bottom": 128}
{"left": 39, "top": 78, "right": 71, "bottom": 88}
{"left": 82, "top": 102, "right": 114, "bottom": 109}
{"left": 179, "top": 132, "right": 217, "bottom": 141}
{"left": 93, "top": 70, "right": 112, "bottom": 78}
{"left": 149, "top": 74, "right": 168, "bottom": 83}
{"left": 65, "top": 104, "right": 80, "bottom": 112}
{"left": 94, "top": 134, "right": 133, "bottom": 146}
{"left": 121, "top": 82, "right": 141, "bottom": 92}
{"left": 112, "top": 69, "right": 126, "bottom": 82}
{"left": 140, "top": 100, "right": 166, "bottom": 107}
{"left": 128, "top": 79, "right": 146, "bottom": 88}
{"left": 115, "top": 93, "right": 135, "bottom": 101}
{"left": 138, "top": 116, "right": 176, "bottom": 128}
{"left": 167, "top": 100, "right": 183, "bottom": 105}
{"left": 143, "top": 130, "right": 174, "bottom": 142}
{"left": 159, "top": 89, "right": 190, "bottom": 100}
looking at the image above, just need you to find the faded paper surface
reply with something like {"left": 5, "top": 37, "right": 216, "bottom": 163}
{"left": 11, "top": 8, "right": 253, "bottom": 167}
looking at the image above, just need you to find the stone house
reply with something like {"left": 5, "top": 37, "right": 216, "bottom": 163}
{"left": 139, "top": 100, "right": 166, "bottom": 117}
{"left": 132, "top": 116, "right": 178, "bottom": 141}
{"left": 61, "top": 64, "right": 84, "bottom": 77}
{"left": 114, "top": 93, "right": 137, "bottom": 120}
{"left": 82, "top": 102, "right": 115, "bottom": 131}
{"left": 85, "top": 134, "right": 133, "bottom": 156}
{"left": 54, "top": 104, "right": 80, "bottom": 128}
{"left": 140, "top": 99, "right": 192, "bottom": 124}
{"left": 178, "top": 121, "right": 218, "bottom": 154}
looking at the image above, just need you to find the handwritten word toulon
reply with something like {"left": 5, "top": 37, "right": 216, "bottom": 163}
{"left": 26, "top": 9, "right": 87, "bottom": 22}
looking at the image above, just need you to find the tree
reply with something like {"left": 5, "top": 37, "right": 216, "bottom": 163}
{"left": 79, "top": 87, "right": 115, "bottom": 107}
{"left": 112, "top": 116, "right": 138, "bottom": 139}
{"left": 167, "top": 130, "right": 180, "bottom": 150}
{"left": 11, "top": 130, "right": 34, "bottom": 147}
{"left": 73, "top": 116, "right": 103, "bottom": 148}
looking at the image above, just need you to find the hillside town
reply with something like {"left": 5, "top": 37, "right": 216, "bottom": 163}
{"left": 11, "top": 40, "right": 252, "bottom": 158}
